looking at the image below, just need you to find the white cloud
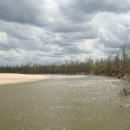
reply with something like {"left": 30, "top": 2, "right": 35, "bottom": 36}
{"left": 0, "top": 32, "right": 7, "bottom": 43}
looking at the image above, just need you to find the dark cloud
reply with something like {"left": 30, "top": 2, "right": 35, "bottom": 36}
{"left": 57, "top": 0, "right": 130, "bottom": 23}
{"left": 73, "top": 0, "right": 130, "bottom": 13}
{"left": 57, "top": 1, "right": 93, "bottom": 23}
{"left": 52, "top": 23, "right": 87, "bottom": 33}
{"left": 0, "top": 0, "right": 51, "bottom": 26}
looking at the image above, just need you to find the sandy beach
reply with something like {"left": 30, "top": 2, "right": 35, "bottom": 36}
{"left": 0, "top": 73, "right": 49, "bottom": 85}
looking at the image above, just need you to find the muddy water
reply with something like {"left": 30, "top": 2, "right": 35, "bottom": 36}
{"left": 0, "top": 75, "right": 130, "bottom": 130}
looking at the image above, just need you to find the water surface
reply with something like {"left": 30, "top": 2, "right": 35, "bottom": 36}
{"left": 0, "top": 75, "right": 130, "bottom": 130}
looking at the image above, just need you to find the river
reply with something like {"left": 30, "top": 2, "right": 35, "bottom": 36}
{"left": 0, "top": 75, "right": 130, "bottom": 130}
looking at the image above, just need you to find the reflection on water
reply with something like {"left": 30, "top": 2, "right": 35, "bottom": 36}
{"left": 0, "top": 75, "right": 130, "bottom": 130}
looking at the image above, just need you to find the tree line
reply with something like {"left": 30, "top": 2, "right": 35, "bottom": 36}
{"left": 0, "top": 46, "right": 130, "bottom": 74}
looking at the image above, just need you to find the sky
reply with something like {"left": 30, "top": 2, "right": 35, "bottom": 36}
{"left": 0, "top": 0, "right": 130, "bottom": 65}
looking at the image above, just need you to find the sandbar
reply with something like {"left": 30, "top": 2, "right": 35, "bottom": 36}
{"left": 0, "top": 73, "right": 49, "bottom": 85}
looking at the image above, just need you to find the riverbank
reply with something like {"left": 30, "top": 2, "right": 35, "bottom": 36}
{"left": 0, "top": 73, "right": 49, "bottom": 85}
{"left": 93, "top": 72, "right": 130, "bottom": 82}
{"left": 54, "top": 71, "right": 130, "bottom": 82}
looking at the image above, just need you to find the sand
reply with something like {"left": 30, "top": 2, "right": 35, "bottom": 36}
{"left": 0, "top": 73, "right": 49, "bottom": 85}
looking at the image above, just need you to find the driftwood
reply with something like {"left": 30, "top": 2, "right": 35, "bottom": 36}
{"left": 113, "top": 82, "right": 120, "bottom": 85}
{"left": 119, "top": 87, "right": 130, "bottom": 96}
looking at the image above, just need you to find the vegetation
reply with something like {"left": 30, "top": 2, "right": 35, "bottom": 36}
{"left": 0, "top": 46, "right": 130, "bottom": 75}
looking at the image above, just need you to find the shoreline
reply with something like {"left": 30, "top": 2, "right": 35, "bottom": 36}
{"left": 0, "top": 72, "right": 129, "bottom": 85}
{"left": 63, "top": 72, "right": 130, "bottom": 82}
{"left": 0, "top": 73, "right": 49, "bottom": 85}
{"left": 93, "top": 72, "right": 130, "bottom": 82}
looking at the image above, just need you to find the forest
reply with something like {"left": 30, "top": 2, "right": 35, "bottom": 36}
{"left": 0, "top": 46, "right": 130, "bottom": 75}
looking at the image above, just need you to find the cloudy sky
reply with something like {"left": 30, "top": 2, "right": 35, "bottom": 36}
{"left": 0, "top": 0, "right": 130, "bottom": 65}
